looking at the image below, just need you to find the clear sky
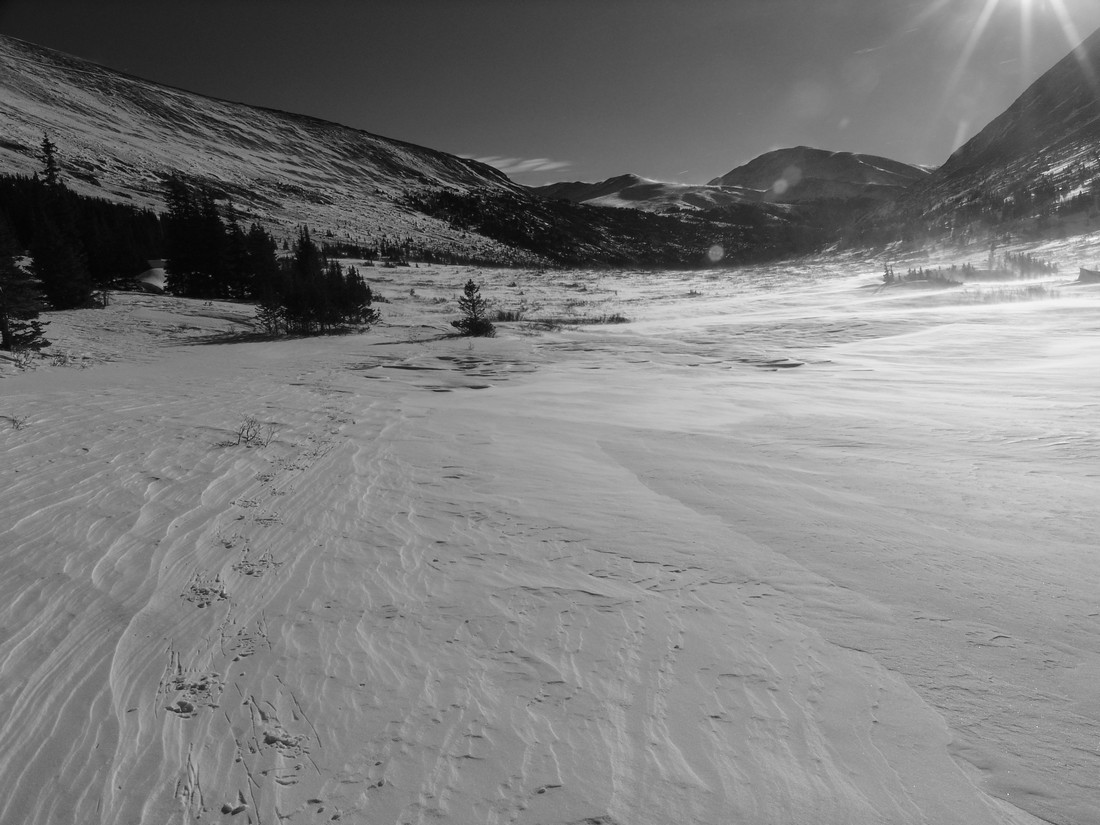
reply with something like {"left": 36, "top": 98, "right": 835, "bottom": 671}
{"left": 2, "top": 0, "right": 1099, "bottom": 186}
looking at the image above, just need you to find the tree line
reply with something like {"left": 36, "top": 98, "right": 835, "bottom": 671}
{"left": 162, "top": 175, "right": 379, "bottom": 334}
{"left": 0, "top": 138, "right": 383, "bottom": 351}
{"left": 0, "top": 136, "right": 166, "bottom": 349}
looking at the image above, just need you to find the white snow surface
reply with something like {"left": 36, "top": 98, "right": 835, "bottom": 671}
{"left": 2, "top": 250, "right": 1099, "bottom": 825}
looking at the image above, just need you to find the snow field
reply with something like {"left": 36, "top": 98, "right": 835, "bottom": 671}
{"left": 1, "top": 256, "right": 1098, "bottom": 824}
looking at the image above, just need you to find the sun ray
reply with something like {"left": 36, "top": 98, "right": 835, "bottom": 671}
{"left": 943, "top": 0, "right": 1003, "bottom": 105}
{"left": 927, "top": 0, "right": 1100, "bottom": 155}
{"left": 925, "top": 0, "right": 1003, "bottom": 151}
{"left": 1019, "top": 0, "right": 1034, "bottom": 83}
{"left": 1046, "top": 0, "right": 1099, "bottom": 92}
{"left": 909, "top": 0, "right": 958, "bottom": 29}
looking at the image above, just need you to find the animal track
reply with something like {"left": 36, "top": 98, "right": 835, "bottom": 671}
{"left": 232, "top": 551, "right": 282, "bottom": 577}
{"left": 166, "top": 698, "right": 197, "bottom": 718}
{"left": 224, "top": 614, "right": 270, "bottom": 661}
{"left": 160, "top": 651, "right": 224, "bottom": 718}
{"left": 182, "top": 572, "right": 228, "bottom": 608}
{"left": 263, "top": 726, "right": 304, "bottom": 751}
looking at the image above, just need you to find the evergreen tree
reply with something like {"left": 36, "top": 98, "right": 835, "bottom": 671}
{"left": 163, "top": 175, "right": 230, "bottom": 298}
{"left": 341, "top": 266, "right": 380, "bottom": 326}
{"left": 0, "top": 172, "right": 162, "bottom": 296}
{"left": 282, "top": 226, "right": 325, "bottom": 335}
{"left": 256, "top": 227, "right": 379, "bottom": 336}
{"left": 31, "top": 135, "right": 92, "bottom": 308}
{"left": 248, "top": 221, "right": 283, "bottom": 333}
{"left": 196, "top": 187, "right": 228, "bottom": 298}
{"left": 223, "top": 205, "right": 252, "bottom": 299}
{"left": 162, "top": 174, "right": 198, "bottom": 295}
{"left": 37, "top": 135, "right": 61, "bottom": 190}
{"left": 30, "top": 211, "right": 92, "bottom": 309}
{"left": 0, "top": 218, "right": 49, "bottom": 351}
{"left": 245, "top": 222, "right": 280, "bottom": 290}
{"left": 451, "top": 279, "right": 494, "bottom": 337}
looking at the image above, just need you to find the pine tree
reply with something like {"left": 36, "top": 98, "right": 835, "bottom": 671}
{"left": 37, "top": 135, "right": 61, "bottom": 190}
{"left": 31, "top": 135, "right": 92, "bottom": 308}
{"left": 247, "top": 221, "right": 283, "bottom": 333}
{"left": 196, "top": 188, "right": 228, "bottom": 298}
{"left": 0, "top": 218, "right": 49, "bottom": 351}
{"left": 451, "top": 279, "right": 494, "bottom": 337}
{"left": 163, "top": 174, "right": 198, "bottom": 295}
{"left": 341, "top": 266, "right": 380, "bottom": 326}
{"left": 30, "top": 211, "right": 92, "bottom": 309}
{"left": 255, "top": 226, "right": 380, "bottom": 337}
{"left": 163, "top": 176, "right": 230, "bottom": 298}
{"left": 223, "top": 210, "right": 251, "bottom": 300}
{"left": 282, "top": 227, "right": 325, "bottom": 335}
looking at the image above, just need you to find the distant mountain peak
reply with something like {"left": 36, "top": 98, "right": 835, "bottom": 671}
{"left": 708, "top": 146, "right": 929, "bottom": 203}
{"left": 531, "top": 143, "right": 926, "bottom": 216}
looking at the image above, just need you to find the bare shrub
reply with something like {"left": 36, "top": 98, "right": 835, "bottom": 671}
{"left": 232, "top": 416, "right": 277, "bottom": 447}
{"left": 6, "top": 413, "right": 29, "bottom": 430}
{"left": 12, "top": 349, "right": 36, "bottom": 370}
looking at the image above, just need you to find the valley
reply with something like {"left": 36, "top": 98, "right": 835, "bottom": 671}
{"left": 3, "top": 12, "right": 1100, "bottom": 825}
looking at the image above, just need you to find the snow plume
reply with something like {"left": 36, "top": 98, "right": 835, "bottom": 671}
{"left": 472, "top": 155, "right": 573, "bottom": 177}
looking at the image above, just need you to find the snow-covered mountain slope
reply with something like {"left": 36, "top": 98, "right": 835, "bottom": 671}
{"left": 887, "top": 25, "right": 1100, "bottom": 233}
{"left": 0, "top": 35, "right": 793, "bottom": 266}
{"left": 708, "top": 146, "right": 930, "bottom": 204}
{"left": 0, "top": 34, "right": 530, "bottom": 260}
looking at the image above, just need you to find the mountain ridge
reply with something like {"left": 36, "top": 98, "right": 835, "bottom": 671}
{"left": 874, "top": 25, "right": 1100, "bottom": 241}
{"left": 708, "top": 145, "right": 929, "bottom": 203}
{"left": 7, "top": 24, "right": 1100, "bottom": 263}
{"left": 532, "top": 146, "right": 929, "bottom": 216}
{"left": 0, "top": 33, "right": 532, "bottom": 262}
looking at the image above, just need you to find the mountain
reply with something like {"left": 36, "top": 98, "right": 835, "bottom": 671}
{"left": 531, "top": 174, "right": 760, "bottom": 213}
{"left": 0, "top": 34, "right": 536, "bottom": 263}
{"left": 0, "top": 34, "right": 794, "bottom": 267}
{"left": 533, "top": 147, "right": 927, "bottom": 218}
{"left": 708, "top": 146, "right": 930, "bottom": 204}
{"left": 876, "top": 26, "right": 1100, "bottom": 241}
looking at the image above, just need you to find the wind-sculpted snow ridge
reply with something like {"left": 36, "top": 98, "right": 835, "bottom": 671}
{"left": 2, "top": 253, "right": 1099, "bottom": 824}
{"left": 530, "top": 174, "right": 764, "bottom": 214}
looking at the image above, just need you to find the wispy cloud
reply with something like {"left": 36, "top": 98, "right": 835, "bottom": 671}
{"left": 471, "top": 155, "right": 573, "bottom": 177}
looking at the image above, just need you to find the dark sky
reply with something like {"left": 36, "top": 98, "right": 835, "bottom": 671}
{"left": 2, "top": 0, "right": 1099, "bottom": 185}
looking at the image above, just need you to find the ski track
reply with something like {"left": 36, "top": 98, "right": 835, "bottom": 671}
{"left": 1, "top": 262, "right": 1098, "bottom": 824}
